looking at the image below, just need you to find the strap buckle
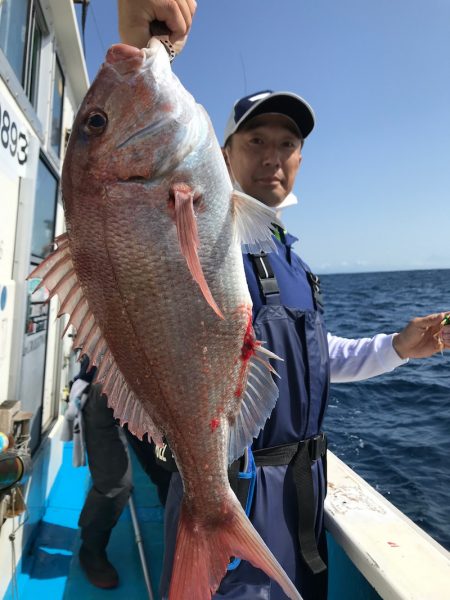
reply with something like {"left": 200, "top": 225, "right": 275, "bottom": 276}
{"left": 260, "top": 278, "right": 281, "bottom": 296}
{"left": 250, "top": 252, "right": 280, "bottom": 301}
{"left": 308, "top": 433, "right": 327, "bottom": 462}
{"left": 306, "top": 271, "right": 324, "bottom": 310}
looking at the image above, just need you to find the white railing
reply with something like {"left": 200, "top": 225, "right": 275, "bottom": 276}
{"left": 325, "top": 451, "right": 450, "bottom": 600}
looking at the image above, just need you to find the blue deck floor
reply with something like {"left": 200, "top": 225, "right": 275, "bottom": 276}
{"left": 4, "top": 442, "right": 164, "bottom": 600}
{"left": 3, "top": 442, "right": 383, "bottom": 600}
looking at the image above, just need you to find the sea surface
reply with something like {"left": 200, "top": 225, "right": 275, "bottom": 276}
{"left": 320, "top": 268, "right": 450, "bottom": 551}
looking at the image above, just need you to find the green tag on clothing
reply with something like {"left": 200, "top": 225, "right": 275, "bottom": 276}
{"left": 272, "top": 225, "right": 287, "bottom": 243}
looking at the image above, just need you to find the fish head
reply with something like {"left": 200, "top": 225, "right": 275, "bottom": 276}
{"left": 62, "top": 39, "right": 236, "bottom": 319}
{"left": 62, "top": 38, "right": 203, "bottom": 216}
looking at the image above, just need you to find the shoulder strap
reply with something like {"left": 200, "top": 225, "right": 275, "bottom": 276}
{"left": 250, "top": 252, "right": 280, "bottom": 305}
{"left": 251, "top": 252, "right": 325, "bottom": 311}
{"left": 306, "top": 271, "right": 324, "bottom": 311}
{"left": 295, "top": 256, "right": 324, "bottom": 311}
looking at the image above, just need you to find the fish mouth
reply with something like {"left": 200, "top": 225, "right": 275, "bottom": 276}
{"left": 105, "top": 39, "right": 168, "bottom": 79}
{"left": 104, "top": 45, "right": 146, "bottom": 76}
{"left": 106, "top": 44, "right": 144, "bottom": 65}
{"left": 106, "top": 38, "right": 165, "bottom": 66}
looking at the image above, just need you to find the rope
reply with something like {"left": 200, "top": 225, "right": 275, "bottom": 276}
{"left": 8, "top": 486, "right": 29, "bottom": 600}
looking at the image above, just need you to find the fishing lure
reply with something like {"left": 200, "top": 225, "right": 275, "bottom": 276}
{"left": 441, "top": 314, "right": 450, "bottom": 326}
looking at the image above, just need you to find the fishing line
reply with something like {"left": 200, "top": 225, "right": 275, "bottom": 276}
{"left": 90, "top": 1, "right": 107, "bottom": 56}
{"left": 238, "top": 52, "right": 248, "bottom": 95}
{"left": 73, "top": 0, "right": 90, "bottom": 56}
{"left": 74, "top": 0, "right": 106, "bottom": 61}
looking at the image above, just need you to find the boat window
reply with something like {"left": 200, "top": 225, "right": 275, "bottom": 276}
{"left": 30, "top": 157, "right": 58, "bottom": 260}
{"left": 24, "top": 4, "right": 44, "bottom": 109}
{"left": 0, "top": 0, "right": 30, "bottom": 85}
{"left": 50, "top": 57, "right": 64, "bottom": 157}
{"left": 22, "top": 156, "right": 59, "bottom": 453}
{"left": 0, "top": 0, "right": 45, "bottom": 109}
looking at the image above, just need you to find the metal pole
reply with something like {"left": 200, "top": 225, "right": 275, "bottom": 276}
{"left": 128, "top": 493, "right": 155, "bottom": 600}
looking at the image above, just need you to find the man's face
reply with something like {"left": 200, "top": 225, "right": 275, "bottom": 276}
{"left": 224, "top": 114, "right": 303, "bottom": 208}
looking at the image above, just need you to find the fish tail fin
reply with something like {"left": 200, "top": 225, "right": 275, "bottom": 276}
{"left": 169, "top": 496, "right": 303, "bottom": 600}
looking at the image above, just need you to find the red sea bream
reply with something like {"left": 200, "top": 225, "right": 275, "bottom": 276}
{"left": 30, "top": 39, "right": 303, "bottom": 600}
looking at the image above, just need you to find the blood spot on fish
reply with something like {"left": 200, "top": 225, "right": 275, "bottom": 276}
{"left": 241, "top": 334, "right": 256, "bottom": 361}
{"left": 210, "top": 418, "right": 220, "bottom": 432}
{"left": 234, "top": 311, "right": 258, "bottom": 398}
{"left": 241, "top": 317, "right": 257, "bottom": 361}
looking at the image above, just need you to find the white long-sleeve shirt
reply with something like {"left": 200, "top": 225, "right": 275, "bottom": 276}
{"left": 328, "top": 333, "right": 408, "bottom": 383}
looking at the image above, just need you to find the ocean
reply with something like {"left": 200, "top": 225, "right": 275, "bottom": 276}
{"left": 320, "top": 268, "right": 450, "bottom": 551}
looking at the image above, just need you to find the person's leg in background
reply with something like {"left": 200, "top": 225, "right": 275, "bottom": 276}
{"left": 78, "top": 384, "right": 132, "bottom": 589}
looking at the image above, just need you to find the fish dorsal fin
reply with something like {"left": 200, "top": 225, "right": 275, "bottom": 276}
{"left": 28, "top": 233, "right": 163, "bottom": 444}
{"left": 231, "top": 190, "right": 284, "bottom": 254}
{"left": 173, "top": 187, "right": 224, "bottom": 319}
{"left": 228, "top": 342, "right": 283, "bottom": 464}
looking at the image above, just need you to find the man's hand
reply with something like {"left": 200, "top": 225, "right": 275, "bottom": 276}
{"left": 393, "top": 313, "right": 450, "bottom": 359}
{"left": 118, "top": 0, "right": 197, "bottom": 51}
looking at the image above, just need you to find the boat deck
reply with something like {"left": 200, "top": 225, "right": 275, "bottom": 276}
{"left": 7, "top": 439, "right": 435, "bottom": 600}
{"left": 4, "top": 442, "right": 164, "bottom": 599}
{"left": 3, "top": 439, "right": 386, "bottom": 600}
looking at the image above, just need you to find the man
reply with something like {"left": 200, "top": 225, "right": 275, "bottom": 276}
{"left": 157, "top": 88, "right": 449, "bottom": 600}
{"left": 62, "top": 355, "right": 132, "bottom": 589}
{"left": 116, "top": 3, "right": 450, "bottom": 598}
{"left": 63, "top": 355, "right": 171, "bottom": 590}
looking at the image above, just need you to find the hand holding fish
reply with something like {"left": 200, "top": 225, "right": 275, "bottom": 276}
{"left": 118, "top": 0, "right": 196, "bottom": 50}
{"left": 393, "top": 313, "right": 450, "bottom": 359}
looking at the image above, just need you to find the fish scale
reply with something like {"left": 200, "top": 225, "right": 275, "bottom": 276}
{"left": 29, "top": 39, "right": 303, "bottom": 600}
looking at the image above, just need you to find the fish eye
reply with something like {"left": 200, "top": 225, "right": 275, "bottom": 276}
{"left": 84, "top": 110, "right": 108, "bottom": 135}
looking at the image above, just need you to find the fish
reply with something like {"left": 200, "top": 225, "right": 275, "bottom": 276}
{"left": 30, "top": 40, "right": 302, "bottom": 600}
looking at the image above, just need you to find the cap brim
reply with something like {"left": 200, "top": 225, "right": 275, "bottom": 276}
{"left": 225, "top": 92, "right": 315, "bottom": 145}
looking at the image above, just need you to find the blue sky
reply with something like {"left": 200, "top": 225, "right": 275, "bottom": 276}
{"left": 77, "top": 0, "right": 450, "bottom": 274}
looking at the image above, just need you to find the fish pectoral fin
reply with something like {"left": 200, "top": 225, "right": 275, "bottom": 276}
{"left": 27, "top": 233, "right": 163, "bottom": 446}
{"left": 173, "top": 186, "right": 224, "bottom": 319}
{"left": 228, "top": 341, "right": 283, "bottom": 464}
{"left": 169, "top": 495, "right": 302, "bottom": 600}
{"left": 231, "top": 189, "right": 285, "bottom": 253}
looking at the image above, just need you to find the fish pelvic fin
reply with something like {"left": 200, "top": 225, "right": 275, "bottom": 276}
{"left": 169, "top": 494, "right": 303, "bottom": 600}
{"left": 27, "top": 233, "right": 163, "bottom": 445}
{"left": 231, "top": 189, "right": 285, "bottom": 254}
{"left": 173, "top": 186, "right": 224, "bottom": 319}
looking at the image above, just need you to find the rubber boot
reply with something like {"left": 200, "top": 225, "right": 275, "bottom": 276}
{"left": 78, "top": 528, "right": 119, "bottom": 589}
